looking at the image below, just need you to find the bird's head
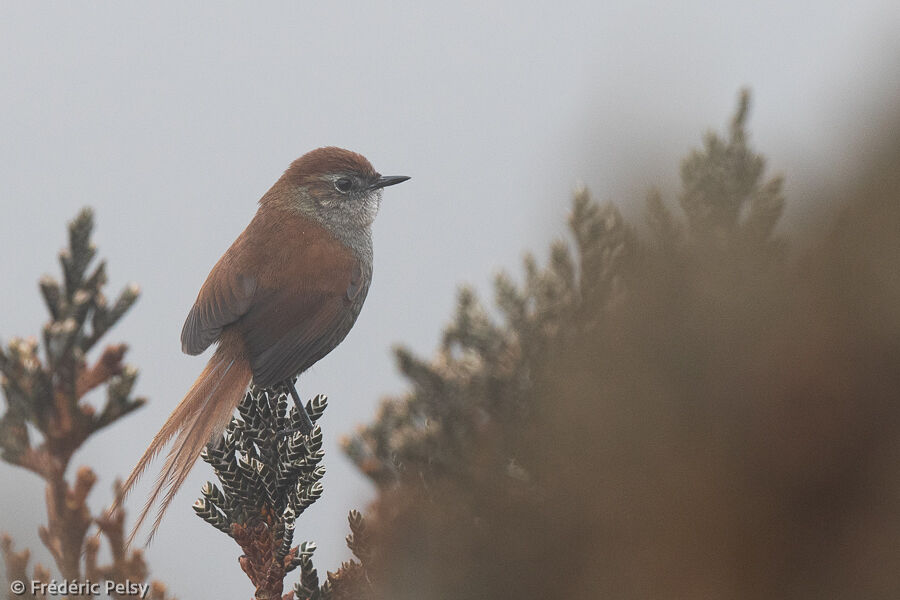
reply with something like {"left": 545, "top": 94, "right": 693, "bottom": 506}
{"left": 272, "top": 146, "right": 409, "bottom": 232}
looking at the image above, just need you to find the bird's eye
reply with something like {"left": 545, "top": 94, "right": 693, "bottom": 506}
{"left": 334, "top": 177, "right": 353, "bottom": 193}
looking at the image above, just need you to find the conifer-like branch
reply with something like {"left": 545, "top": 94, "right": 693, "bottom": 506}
{"left": 197, "top": 386, "right": 379, "bottom": 600}
{"left": 196, "top": 385, "right": 328, "bottom": 600}
{"left": 0, "top": 208, "right": 174, "bottom": 599}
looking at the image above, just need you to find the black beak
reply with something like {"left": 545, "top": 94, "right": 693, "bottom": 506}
{"left": 369, "top": 175, "right": 410, "bottom": 190}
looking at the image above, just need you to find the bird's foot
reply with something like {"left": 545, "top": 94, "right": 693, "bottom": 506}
{"left": 279, "top": 383, "right": 315, "bottom": 437}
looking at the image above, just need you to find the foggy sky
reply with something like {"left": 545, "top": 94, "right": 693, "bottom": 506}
{"left": 1, "top": 2, "right": 898, "bottom": 598}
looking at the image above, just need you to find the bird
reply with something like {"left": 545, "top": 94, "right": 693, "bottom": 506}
{"left": 120, "top": 147, "right": 409, "bottom": 543}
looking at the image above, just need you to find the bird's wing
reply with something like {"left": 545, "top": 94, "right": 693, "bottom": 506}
{"left": 239, "top": 257, "right": 368, "bottom": 388}
{"left": 181, "top": 245, "right": 258, "bottom": 355}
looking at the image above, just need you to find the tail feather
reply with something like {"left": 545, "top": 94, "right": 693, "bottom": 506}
{"left": 143, "top": 361, "right": 240, "bottom": 544}
{"left": 122, "top": 335, "right": 251, "bottom": 547}
{"left": 146, "top": 408, "right": 217, "bottom": 543}
{"left": 128, "top": 400, "right": 208, "bottom": 546}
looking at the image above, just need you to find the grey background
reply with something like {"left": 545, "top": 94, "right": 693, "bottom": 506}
{"left": 1, "top": 2, "right": 898, "bottom": 597}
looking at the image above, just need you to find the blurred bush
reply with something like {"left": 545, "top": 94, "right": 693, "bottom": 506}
{"left": 343, "top": 91, "right": 900, "bottom": 600}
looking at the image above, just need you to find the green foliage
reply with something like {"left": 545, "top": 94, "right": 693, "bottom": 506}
{"left": 0, "top": 209, "right": 175, "bottom": 598}
{"left": 198, "top": 388, "right": 327, "bottom": 538}
{"left": 195, "top": 386, "right": 328, "bottom": 597}
{"left": 197, "top": 388, "right": 379, "bottom": 600}
{"left": 342, "top": 92, "right": 900, "bottom": 599}
{"left": 344, "top": 187, "right": 637, "bottom": 488}
{"left": 345, "top": 91, "right": 787, "bottom": 492}
{"left": 678, "top": 89, "right": 785, "bottom": 251}
{"left": 0, "top": 208, "right": 144, "bottom": 470}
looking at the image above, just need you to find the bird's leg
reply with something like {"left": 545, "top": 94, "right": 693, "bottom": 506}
{"left": 279, "top": 381, "right": 314, "bottom": 437}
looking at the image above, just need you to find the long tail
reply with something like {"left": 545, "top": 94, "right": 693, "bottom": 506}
{"left": 120, "top": 331, "right": 252, "bottom": 546}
